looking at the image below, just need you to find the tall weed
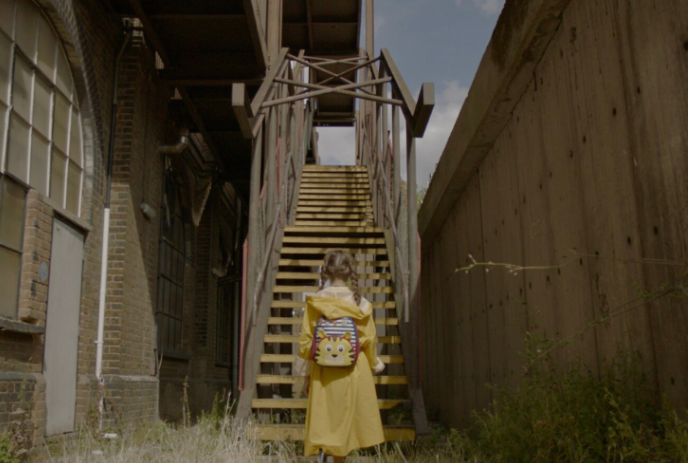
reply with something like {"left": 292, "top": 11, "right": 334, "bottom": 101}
{"left": 448, "top": 339, "right": 688, "bottom": 463}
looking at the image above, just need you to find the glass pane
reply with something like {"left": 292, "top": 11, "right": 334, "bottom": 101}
{"left": 0, "top": 246, "right": 21, "bottom": 318}
{"left": 0, "top": 33, "right": 12, "bottom": 104}
{"left": 65, "top": 159, "right": 80, "bottom": 214}
{"left": 0, "top": 103, "right": 7, "bottom": 166}
{"left": 36, "top": 14, "right": 56, "bottom": 78}
{"left": 55, "top": 47, "right": 72, "bottom": 98}
{"left": 0, "top": 176, "right": 25, "bottom": 249}
{"left": 7, "top": 116, "right": 29, "bottom": 182}
{"left": 29, "top": 131, "right": 48, "bottom": 195}
{"left": 49, "top": 148, "right": 66, "bottom": 205}
{"left": 12, "top": 56, "right": 33, "bottom": 121}
{"left": 32, "top": 74, "right": 51, "bottom": 137}
{"left": 53, "top": 93, "right": 68, "bottom": 152}
{"left": 69, "top": 109, "right": 82, "bottom": 165}
{"left": 15, "top": 0, "right": 37, "bottom": 59}
{"left": 0, "top": 0, "right": 15, "bottom": 38}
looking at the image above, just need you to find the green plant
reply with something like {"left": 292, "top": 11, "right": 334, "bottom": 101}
{"left": 444, "top": 337, "right": 688, "bottom": 463}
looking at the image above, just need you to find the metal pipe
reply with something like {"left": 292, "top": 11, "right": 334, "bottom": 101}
{"left": 96, "top": 21, "right": 132, "bottom": 431}
{"left": 158, "top": 136, "right": 189, "bottom": 155}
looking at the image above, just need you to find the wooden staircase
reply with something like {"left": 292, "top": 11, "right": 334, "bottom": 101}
{"left": 253, "top": 165, "right": 416, "bottom": 442}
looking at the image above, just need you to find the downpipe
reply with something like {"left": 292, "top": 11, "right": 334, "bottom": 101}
{"left": 95, "top": 21, "right": 132, "bottom": 431}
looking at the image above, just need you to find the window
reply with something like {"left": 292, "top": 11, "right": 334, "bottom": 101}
{"left": 156, "top": 175, "right": 185, "bottom": 354}
{"left": 0, "top": 0, "right": 83, "bottom": 215}
{"left": 0, "top": 175, "right": 26, "bottom": 317}
{"left": 216, "top": 282, "right": 234, "bottom": 365}
{"left": 215, "top": 187, "right": 239, "bottom": 365}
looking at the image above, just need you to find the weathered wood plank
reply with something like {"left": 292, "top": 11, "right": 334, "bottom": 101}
{"left": 278, "top": 259, "right": 390, "bottom": 267}
{"left": 273, "top": 285, "right": 393, "bottom": 293}
{"left": 256, "top": 375, "right": 407, "bottom": 385}
{"left": 253, "top": 425, "right": 415, "bottom": 442}
{"left": 276, "top": 272, "right": 390, "bottom": 280}
{"left": 280, "top": 247, "right": 387, "bottom": 255}
{"left": 252, "top": 398, "right": 407, "bottom": 409}
{"left": 270, "top": 300, "right": 396, "bottom": 309}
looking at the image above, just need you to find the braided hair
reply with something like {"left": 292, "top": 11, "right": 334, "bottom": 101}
{"left": 319, "top": 249, "right": 362, "bottom": 305}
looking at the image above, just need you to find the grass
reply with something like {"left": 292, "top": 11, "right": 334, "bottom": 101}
{"left": 26, "top": 345, "right": 688, "bottom": 462}
{"left": 440, "top": 341, "right": 688, "bottom": 463}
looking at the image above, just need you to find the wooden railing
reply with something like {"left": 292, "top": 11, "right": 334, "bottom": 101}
{"left": 231, "top": 49, "right": 313, "bottom": 416}
{"left": 357, "top": 49, "right": 434, "bottom": 435}
{"left": 231, "top": 49, "right": 435, "bottom": 433}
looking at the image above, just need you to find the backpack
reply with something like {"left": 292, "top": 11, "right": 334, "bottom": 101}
{"left": 311, "top": 316, "right": 360, "bottom": 367}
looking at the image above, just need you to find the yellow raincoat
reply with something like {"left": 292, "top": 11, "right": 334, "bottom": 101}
{"left": 298, "top": 287, "right": 385, "bottom": 457}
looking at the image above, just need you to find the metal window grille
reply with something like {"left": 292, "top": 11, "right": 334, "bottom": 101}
{"left": 0, "top": 174, "right": 26, "bottom": 317}
{"left": 0, "top": 0, "right": 84, "bottom": 216}
{"left": 156, "top": 175, "right": 185, "bottom": 354}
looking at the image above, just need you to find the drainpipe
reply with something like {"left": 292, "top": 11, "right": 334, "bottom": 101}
{"left": 95, "top": 21, "right": 132, "bottom": 431}
{"left": 158, "top": 136, "right": 189, "bottom": 155}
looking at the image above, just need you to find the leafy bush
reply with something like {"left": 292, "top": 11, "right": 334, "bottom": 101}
{"left": 446, "top": 342, "right": 688, "bottom": 463}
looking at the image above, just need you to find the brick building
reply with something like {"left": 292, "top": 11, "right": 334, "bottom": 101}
{"left": 0, "top": 0, "right": 253, "bottom": 445}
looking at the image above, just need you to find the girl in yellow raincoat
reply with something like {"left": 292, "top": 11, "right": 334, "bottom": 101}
{"left": 299, "top": 249, "right": 386, "bottom": 462}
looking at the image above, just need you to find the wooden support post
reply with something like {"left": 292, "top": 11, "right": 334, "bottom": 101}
{"left": 366, "top": 0, "right": 374, "bottom": 59}
{"left": 392, "top": 105, "right": 401, "bottom": 222}
{"left": 247, "top": 127, "right": 263, "bottom": 323}
{"left": 405, "top": 125, "right": 430, "bottom": 436}
{"left": 267, "top": 0, "right": 282, "bottom": 67}
{"left": 267, "top": 106, "right": 278, "bottom": 228}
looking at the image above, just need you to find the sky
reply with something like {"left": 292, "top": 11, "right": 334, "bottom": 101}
{"left": 317, "top": 0, "right": 504, "bottom": 188}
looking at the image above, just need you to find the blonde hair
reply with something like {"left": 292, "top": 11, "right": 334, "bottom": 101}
{"left": 319, "top": 249, "right": 361, "bottom": 305}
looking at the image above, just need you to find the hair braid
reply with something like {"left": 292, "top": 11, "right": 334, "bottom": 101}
{"left": 319, "top": 255, "right": 328, "bottom": 290}
{"left": 350, "top": 263, "right": 361, "bottom": 306}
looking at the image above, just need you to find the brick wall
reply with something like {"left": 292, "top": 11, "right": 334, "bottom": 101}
{"left": 0, "top": 0, "right": 243, "bottom": 446}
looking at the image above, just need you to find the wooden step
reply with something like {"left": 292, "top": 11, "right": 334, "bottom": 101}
{"left": 271, "top": 300, "right": 396, "bottom": 309}
{"left": 278, "top": 258, "right": 390, "bottom": 267}
{"left": 260, "top": 354, "right": 403, "bottom": 364}
{"left": 273, "top": 285, "right": 393, "bottom": 294}
{"left": 252, "top": 424, "right": 415, "bottom": 442}
{"left": 276, "top": 272, "right": 390, "bottom": 280}
{"left": 299, "top": 189, "right": 370, "bottom": 195}
{"left": 300, "top": 179, "right": 369, "bottom": 184}
{"left": 256, "top": 374, "right": 407, "bottom": 385}
{"left": 301, "top": 180, "right": 369, "bottom": 190}
{"left": 268, "top": 317, "right": 398, "bottom": 326}
{"left": 301, "top": 175, "right": 368, "bottom": 180}
{"left": 297, "top": 200, "right": 372, "bottom": 207}
{"left": 293, "top": 221, "right": 375, "bottom": 227}
{"left": 284, "top": 226, "right": 383, "bottom": 234}
{"left": 299, "top": 194, "right": 370, "bottom": 200}
{"left": 282, "top": 237, "right": 385, "bottom": 246}
{"left": 297, "top": 206, "right": 373, "bottom": 213}
{"left": 252, "top": 398, "right": 407, "bottom": 410}
{"left": 295, "top": 213, "right": 373, "bottom": 220}
{"left": 301, "top": 178, "right": 369, "bottom": 183}
{"left": 303, "top": 165, "right": 368, "bottom": 172}
{"left": 263, "top": 335, "right": 401, "bottom": 344}
{"left": 280, "top": 247, "right": 386, "bottom": 255}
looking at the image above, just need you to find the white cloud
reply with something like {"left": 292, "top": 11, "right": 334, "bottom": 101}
{"left": 314, "top": 80, "right": 468, "bottom": 192}
{"left": 455, "top": 0, "right": 505, "bottom": 15}
{"left": 316, "top": 127, "right": 356, "bottom": 166}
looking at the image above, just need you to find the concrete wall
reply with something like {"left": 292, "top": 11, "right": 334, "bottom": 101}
{"left": 419, "top": 0, "right": 688, "bottom": 427}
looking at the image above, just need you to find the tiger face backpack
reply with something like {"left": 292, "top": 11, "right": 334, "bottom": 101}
{"left": 311, "top": 316, "right": 360, "bottom": 367}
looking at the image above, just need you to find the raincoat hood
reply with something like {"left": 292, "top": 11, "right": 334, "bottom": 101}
{"left": 306, "top": 295, "right": 371, "bottom": 321}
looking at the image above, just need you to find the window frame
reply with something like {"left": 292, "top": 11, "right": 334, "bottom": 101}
{"left": 0, "top": 174, "right": 27, "bottom": 319}
{"left": 0, "top": 0, "right": 84, "bottom": 216}
{"left": 156, "top": 172, "right": 186, "bottom": 356}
